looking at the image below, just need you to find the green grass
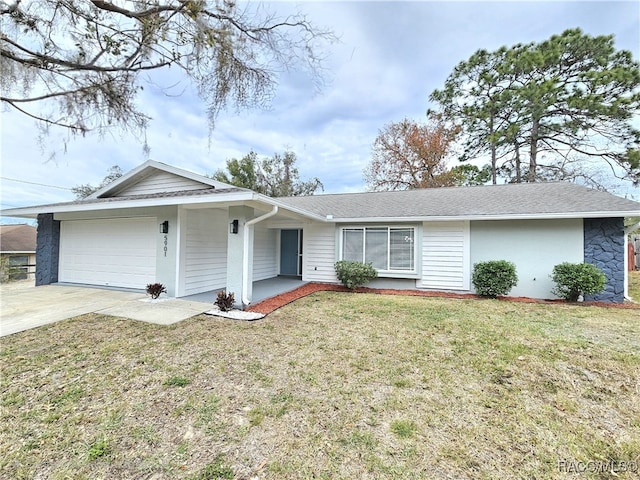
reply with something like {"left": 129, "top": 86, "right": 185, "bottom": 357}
{"left": 188, "top": 456, "right": 234, "bottom": 480}
{"left": 164, "top": 375, "right": 191, "bottom": 387}
{"left": 1, "top": 292, "right": 639, "bottom": 479}
{"left": 629, "top": 270, "right": 640, "bottom": 301}
{"left": 390, "top": 419, "right": 417, "bottom": 439}
{"left": 87, "top": 437, "right": 110, "bottom": 461}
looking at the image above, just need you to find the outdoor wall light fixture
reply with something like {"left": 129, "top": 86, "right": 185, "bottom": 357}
{"left": 230, "top": 219, "right": 239, "bottom": 234}
{"left": 160, "top": 221, "right": 169, "bottom": 234}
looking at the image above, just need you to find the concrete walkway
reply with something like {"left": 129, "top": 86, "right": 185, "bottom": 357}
{"left": 0, "top": 281, "right": 211, "bottom": 337}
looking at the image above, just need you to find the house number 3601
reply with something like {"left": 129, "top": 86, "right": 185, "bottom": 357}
{"left": 163, "top": 235, "right": 168, "bottom": 257}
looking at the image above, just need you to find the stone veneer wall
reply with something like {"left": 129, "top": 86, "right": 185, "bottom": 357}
{"left": 583, "top": 217, "right": 625, "bottom": 303}
{"left": 36, "top": 213, "right": 60, "bottom": 286}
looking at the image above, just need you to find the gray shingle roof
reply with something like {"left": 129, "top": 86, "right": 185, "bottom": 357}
{"left": 3, "top": 181, "right": 638, "bottom": 221}
{"left": 276, "top": 183, "right": 640, "bottom": 219}
{"left": 0, "top": 224, "right": 37, "bottom": 252}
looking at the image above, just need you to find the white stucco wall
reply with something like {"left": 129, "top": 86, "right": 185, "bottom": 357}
{"left": 470, "top": 219, "right": 584, "bottom": 299}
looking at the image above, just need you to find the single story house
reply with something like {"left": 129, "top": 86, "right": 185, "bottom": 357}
{"left": 3, "top": 160, "right": 640, "bottom": 305}
{"left": 0, "top": 224, "right": 37, "bottom": 281}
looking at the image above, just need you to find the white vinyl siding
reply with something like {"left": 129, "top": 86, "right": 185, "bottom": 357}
{"left": 303, "top": 223, "right": 338, "bottom": 283}
{"left": 253, "top": 224, "right": 277, "bottom": 281}
{"left": 59, "top": 217, "right": 157, "bottom": 289}
{"left": 182, "top": 209, "right": 227, "bottom": 295}
{"left": 114, "top": 170, "right": 211, "bottom": 196}
{"left": 340, "top": 226, "right": 417, "bottom": 274}
{"left": 419, "top": 221, "right": 470, "bottom": 291}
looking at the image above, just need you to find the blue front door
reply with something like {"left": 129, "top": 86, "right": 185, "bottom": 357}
{"left": 280, "top": 229, "right": 302, "bottom": 276}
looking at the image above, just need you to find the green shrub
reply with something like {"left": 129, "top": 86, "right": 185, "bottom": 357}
{"left": 472, "top": 260, "right": 518, "bottom": 298}
{"left": 551, "top": 262, "right": 606, "bottom": 301}
{"left": 335, "top": 260, "right": 378, "bottom": 289}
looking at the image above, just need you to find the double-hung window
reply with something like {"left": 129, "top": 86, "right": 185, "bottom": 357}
{"left": 341, "top": 226, "right": 416, "bottom": 273}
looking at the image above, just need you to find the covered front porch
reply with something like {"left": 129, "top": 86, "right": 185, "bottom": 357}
{"left": 180, "top": 276, "right": 307, "bottom": 306}
{"left": 175, "top": 201, "right": 311, "bottom": 308}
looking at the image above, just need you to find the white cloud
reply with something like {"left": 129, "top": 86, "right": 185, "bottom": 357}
{"left": 1, "top": 0, "right": 638, "bottom": 217}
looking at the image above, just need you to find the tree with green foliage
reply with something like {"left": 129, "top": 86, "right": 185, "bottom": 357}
{"left": 430, "top": 48, "right": 518, "bottom": 184}
{"left": 449, "top": 164, "right": 492, "bottom": 186}
{"left": 72, "top": 165, "right": 123, "bottom": 199}
{"left": 212, "top": 152, "right": 262, "bottom": 193}
{"left": 1, "top": 1, "right": 334, "bottom": 139}
{"left": 430, "top": 28, "right": 640, "bottom": 186}
{"left": 212, "top": 151, "right": 323, "bottom": 196}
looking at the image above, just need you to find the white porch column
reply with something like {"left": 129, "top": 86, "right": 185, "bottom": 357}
{"left": 226, "top": 206, "right": 254, "bottom": 308}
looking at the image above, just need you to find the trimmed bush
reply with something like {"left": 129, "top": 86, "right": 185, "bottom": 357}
{"left": 335, "top": 260, "right": 378, "bottom": 289}
{"left": 551, "top": 262, "right": 606, "bottom": 302}
{"left": 146, "top": 282, "right": 167, "bottom": 299}
{"left": 472, "top": 260, "right": 518, "bottom": 298}
{"left": 215, "top": 291, "right": 235, "bottom": 311}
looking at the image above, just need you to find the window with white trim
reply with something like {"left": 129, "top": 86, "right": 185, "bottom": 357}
{"left": 341, "top": 227, "right": 416, "bottom": 273}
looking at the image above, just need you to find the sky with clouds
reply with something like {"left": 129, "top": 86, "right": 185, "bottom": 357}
{"left": 1, "top": 1, "right": 639, "bottom": 222}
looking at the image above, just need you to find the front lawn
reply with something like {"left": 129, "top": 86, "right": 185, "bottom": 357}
{"left": 1, "top": 293, "right": 639, "bottom": 479}
{"left": 629, "top": 270, "right": 640, "bottom": 301}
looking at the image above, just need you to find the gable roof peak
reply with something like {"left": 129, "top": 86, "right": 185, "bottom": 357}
{"left": 88, "top": 160, "right": 242, "bottom": 199}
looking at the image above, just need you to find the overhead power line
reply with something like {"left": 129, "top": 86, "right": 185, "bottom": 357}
{"left": 0, "top": 176, "right": 72, "bottom": 190}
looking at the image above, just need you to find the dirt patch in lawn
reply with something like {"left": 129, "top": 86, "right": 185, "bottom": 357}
{"left": 247, "top": 282, "right": 640, "bottom": 315}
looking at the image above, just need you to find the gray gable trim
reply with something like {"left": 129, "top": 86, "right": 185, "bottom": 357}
{"left": 276, "top": 183, "right": 640, "bottom": 220}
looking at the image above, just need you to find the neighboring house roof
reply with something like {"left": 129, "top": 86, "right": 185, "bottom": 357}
{"left": 2, "top": 161, "right": 639, "bottom": 221}
{"left": 276, "top": 182, "right": 640, "bottom": 221}
{"left": 0, "top": 224, "right": 36, "bottom": 253}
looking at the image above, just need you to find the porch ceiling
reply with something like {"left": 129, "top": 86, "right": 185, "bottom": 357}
{"left": 180, "top": 201, "right": 316, "bottom": 222}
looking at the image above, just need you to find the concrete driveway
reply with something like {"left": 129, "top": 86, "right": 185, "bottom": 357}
{"left": 0, "top": 281, "right": 212, "bottom": 337}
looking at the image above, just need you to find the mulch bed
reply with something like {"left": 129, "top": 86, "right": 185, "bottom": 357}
{"left": 245, "top": 282, "right": 640, "bottom": 315}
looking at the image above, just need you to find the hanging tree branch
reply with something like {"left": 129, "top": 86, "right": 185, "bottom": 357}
{"left": 0, "top": 0, "right": 335, "bottom": 138}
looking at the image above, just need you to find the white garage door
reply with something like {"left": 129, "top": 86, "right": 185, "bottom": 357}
{"left": 59, "top": 217, "right": 157, "bottom": 289}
